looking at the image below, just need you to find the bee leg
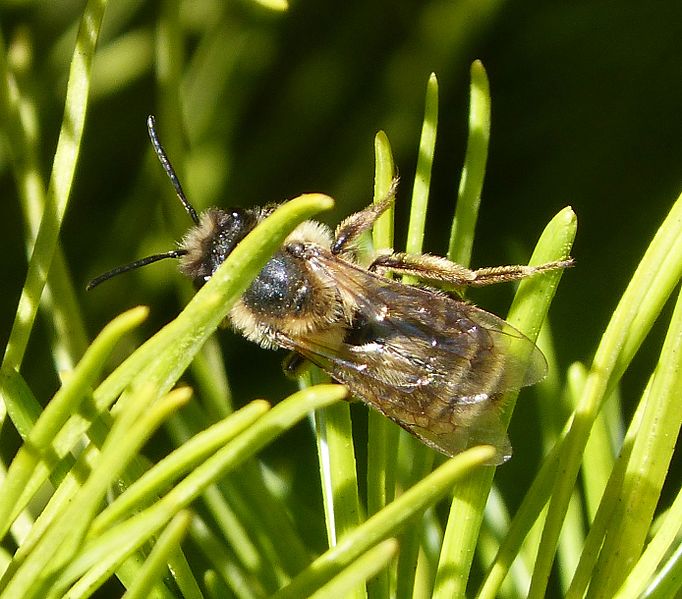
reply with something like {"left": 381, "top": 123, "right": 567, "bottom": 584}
{"left": 370, "top": 252, "right": 573, "bottom": 287}
{"left": 460, "top": 259, "right": 574, "bottom": 286}
{"left": 282, "top": 352, "right": 314, "bottom": 379}
{"left": 331, "top": 176, "right": 399, "bottom": 255}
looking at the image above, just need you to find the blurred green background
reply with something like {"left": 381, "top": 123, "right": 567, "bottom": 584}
{"left": 1, "top": 0, "right": 680, "bottom": 482}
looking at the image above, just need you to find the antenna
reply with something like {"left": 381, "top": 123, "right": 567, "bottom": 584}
{"left": 87, "top": 116, "right": 199, "bottom": 290}
{"left": 86, "top": 249, "right": 188, "bottom": 290}
{"left": 146, "top": 115, "right": 200, "bottom": 225}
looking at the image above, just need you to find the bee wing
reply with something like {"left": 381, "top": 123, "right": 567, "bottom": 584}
{"left": 282, "top": 327, "right": 515, "bottom": 463}
{"left": 310, "top": 249, "right": 549, "bottom": 394}
{"left": 281, "top": 249, "right": 548, "bottom": 463}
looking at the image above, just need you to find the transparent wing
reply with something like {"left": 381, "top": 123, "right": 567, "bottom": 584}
{"left": 279, "top": 249, "right": 547, "bottom": 463}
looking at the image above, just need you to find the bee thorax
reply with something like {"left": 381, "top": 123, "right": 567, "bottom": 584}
{"left": 242, "top": 252, "right": 315, "bottom": 318}
{"left": 229, "top": 249, "right": 342, "bottom": 349}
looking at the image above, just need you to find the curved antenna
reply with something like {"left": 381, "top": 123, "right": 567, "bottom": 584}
{"left": 86, "top": 249, "right": 188, "bottom": 290}
{"left": 147, "top": 115, "right": 200, "bottom": 225}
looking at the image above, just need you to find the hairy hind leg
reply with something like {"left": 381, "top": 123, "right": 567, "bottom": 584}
{"left": 331, "top": 176, "right": 399, "bottom": 255}
{"left": 369, "top": 252, "right": 574, "bottom": 286}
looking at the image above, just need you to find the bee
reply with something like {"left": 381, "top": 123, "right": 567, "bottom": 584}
{"left": 89, "top": 116, "right": 572, "bottom": 464}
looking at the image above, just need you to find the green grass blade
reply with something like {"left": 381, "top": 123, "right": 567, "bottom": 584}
{"left": 2, "top": 386, "right": 191, "bottom": 599}
{"left": 0, "top": 33, "right": 88, "bottom": 373}
{"left": 564, "top": 377, "right": 649, "bottom": 599}
{"left": 371, "top": 130, "right": 396, "bottom": 252}
{"left": 308, "top": 359, "right": 361, "bottom": 585}
{"left": 529, "top": 192, "right": 682, "bottom": 598}
{"left": 121, "top": 511, "right": 193, "bottom": 599}
{"left": 273, "top": 446, "right": 496, "bottom": 599}
{"left": 406, "top": 72, "right": 438, "bottom": 258}
{"left": 577, "top": 366, "right": 618, "bottom": 523}
{"left": 314, "top": 397, "right": 363, "bottom": 548}
{"left": 164, "top": 546, "right": 205, "bottom": 599}
{"left": 366, "top": 129, "right": 398, "bottom": 516}
{"left": 448, "top": 60, "right": 491, "bottom": 266}
{"left": 588, "top": 284, "right": 682, "bottom": 596}
{"left": 0, "top": 307, "right": 148, "bottom": 538}
{"left": 614, "top": 485, "right": 682, "bottom": 598}
{"left": 2, "top": 0, "right": 107, "bottom": 372}
{"left": 310, "top": 539, "right": 398, "bottom": 599}
{"left": 435, "top": 206, "right": 576, "bottom": 599}
{"left": 91, "top": 400, "right": 270, "bottom": 534}
{"left": 54, "top": 385, "right": 345, "bottom": 592}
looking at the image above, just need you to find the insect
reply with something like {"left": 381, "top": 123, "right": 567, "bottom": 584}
{"left": 89, "top": 116, "right": 572, "bottom": 464}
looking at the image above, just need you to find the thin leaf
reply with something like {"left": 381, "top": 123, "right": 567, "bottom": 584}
{"left": 0, "top": 307, "right": 148, "bottom": 538}
{"left": 55, "top": 385, "right": 345, "bottom": 593}
{"left": 121, "top": 511, "right": 193, "bottom": 599}
{"left": 310, "top": 539, "right": 398, "bottom": 599}
{"left": 448, "top": 59, "right": 491, "bottom": 267}
{"left": 436, "top": 206, "right": 576, "bottom": 599}
{"left": 589, "top": 283, "right": 682, "bottom": 595}
{"left": 2, "top": 0, "right": 107, "bottom": 372}
{"left": 273, "top": 446, "right": 496, "bottom": 599}
{"left": 529, "top": 192, "right": 682, "bottom": 598}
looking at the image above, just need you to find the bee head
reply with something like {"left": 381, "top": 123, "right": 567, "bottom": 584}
{"left": 179, "top": 207, "right": 262, "bottom": 288}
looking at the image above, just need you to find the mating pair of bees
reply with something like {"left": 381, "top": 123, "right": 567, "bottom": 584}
{"left": 89, "top": 116, "right": 571, "bottom": 464}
